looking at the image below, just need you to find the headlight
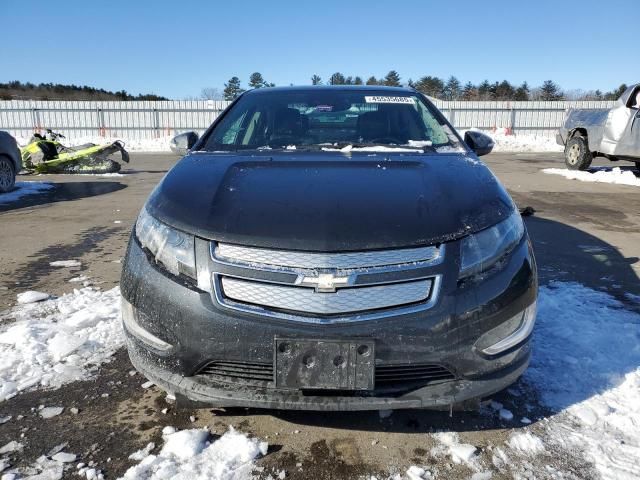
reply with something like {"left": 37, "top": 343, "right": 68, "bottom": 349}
{"left": 135, "top": 207, "right": 196, "bottom": 279}
{"left": 459, "top": 210, "right": 524, "bottom": 278}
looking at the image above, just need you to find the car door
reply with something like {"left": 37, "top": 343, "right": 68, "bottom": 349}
{"left": 603, "top": 86, "right": 640, "bottom": 157}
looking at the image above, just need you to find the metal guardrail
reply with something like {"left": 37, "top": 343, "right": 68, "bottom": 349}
{"left": 0, "top": 99, "right": 617, "bottom": 140}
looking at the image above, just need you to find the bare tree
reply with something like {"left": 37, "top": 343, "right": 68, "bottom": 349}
{"left": 200, "top": 87, "right": 222, "bottom": 100}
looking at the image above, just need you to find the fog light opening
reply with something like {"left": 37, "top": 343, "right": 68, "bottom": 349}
{"left": 121, "top": 297, "right": 173, "bottom": 352}
{"left": 482, "top": 302, "right": 537, "bottom": 355}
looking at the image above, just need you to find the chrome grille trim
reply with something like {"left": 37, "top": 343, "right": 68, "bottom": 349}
{"left": 212, "top": 275, "right": 443, "bottom": 324}
{"left": 221, "top": 277, "right": 432, "bottom": 315}
{"left": 214, "top": 243, "right": 442, "bottom": 270}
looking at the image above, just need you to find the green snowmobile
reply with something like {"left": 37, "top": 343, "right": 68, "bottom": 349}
{"left": 21, "top": 129, "right": 130, "bottom": 174}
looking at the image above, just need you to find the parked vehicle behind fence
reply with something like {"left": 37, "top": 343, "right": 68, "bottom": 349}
{"left": 557, "top": 83, "right": 640, "bottom": 170}
{"left": 121, "top": 86, "right": 537, "bottom": 411}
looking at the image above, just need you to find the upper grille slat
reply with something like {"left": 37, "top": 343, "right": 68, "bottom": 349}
{"left": 215, "top": 243, "right": 441, "bottom": 270}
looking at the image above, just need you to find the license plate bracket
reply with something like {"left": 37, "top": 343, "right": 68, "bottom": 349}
{"left": 274, "top": 338, "right": 375, "bottom": 390}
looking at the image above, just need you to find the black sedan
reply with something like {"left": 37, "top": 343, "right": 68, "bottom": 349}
{"left": 121, "top": 86, "right": 537, "bottom": 411}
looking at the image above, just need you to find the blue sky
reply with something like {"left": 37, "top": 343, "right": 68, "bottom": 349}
{"left": 1, "top": 0, "right": 637, "bottom": 99}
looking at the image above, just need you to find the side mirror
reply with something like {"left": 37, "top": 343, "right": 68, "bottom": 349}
{"left": 170, "top": 131, "right": 199, "bottom": 156}
{"left": 464, "top": 131, "right": 495, "bottom": 157}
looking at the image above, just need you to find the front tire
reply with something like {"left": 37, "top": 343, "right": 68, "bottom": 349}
{"left": 0, "top": 156, "right": 16, "bottom": 193}
{"left": 564, "top": 136, "right": 592, "bottom": 171}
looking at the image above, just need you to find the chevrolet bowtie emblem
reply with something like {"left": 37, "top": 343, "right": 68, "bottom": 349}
{"left": 298, "top": 273, "right": 351, "bottom": 293}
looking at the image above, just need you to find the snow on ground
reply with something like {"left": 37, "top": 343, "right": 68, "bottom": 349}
{"left": 464, "top": 128, "right": 563, "bottom": 153}
{"left": 49, "top": 260, "right": 82, "bottom": 268}
{"left": 120, "top": 426, "right": 268, "bottom": 480}
{"left": 0, "top": 286, "right": 123, "bottom": 402}
{"left": 1, "top": 281, "right": 639, "bottom": 479}
{"left": 525, "top": 282, "right": 640, "bottom": 480}
{"left": 543, "top": 167, "right": 640, "bottom": 187}
{"left": 0, "top": 181, "right": 54, "bottom": 204}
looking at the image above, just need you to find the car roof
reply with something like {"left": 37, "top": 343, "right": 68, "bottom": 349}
{"left": 244, "top": 85, "right": 416, "bottom": 95}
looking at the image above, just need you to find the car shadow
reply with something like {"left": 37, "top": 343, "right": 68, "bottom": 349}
{"left": 203, "top": 216, "right": 640, "bottom": 434}
{"left": 0, "top": 180, "right": 126, "bottom": 212}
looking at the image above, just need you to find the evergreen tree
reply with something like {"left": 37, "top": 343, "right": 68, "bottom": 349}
{"left": 477, "top": 80, "right": 492, "bottom": 100}
{"left": 354, "top": 76, "right": 363, "bottom": 85}
{"left": 249, "top": 72, "right": 266, "bottom": 89}
{"left": 495, "top": 80, "right": 515, "bottom": 100}
{"left": 383, "top": 70, "right": 401, "bottom": 87}
{"left": 540, "top": 80, "right": 563, "bottom": 100}
{"left": 514, "top": 82, "right": 530, "bottom": 101}
{"left": 329, "top": 72, "right": 346, "bottom": 85}
{"left": 414, "top": 76, "right": 444, "bottom": 98}
{"left": 223, "top": 76, "right": 245, "bottom": 100}
{"left": 443, "top": 76, "right": 461, "bottom": 100}
{"left": 461, "top": 82, "right": 477, "bottom": 100}
{"left": 365, "top": 76, "right": 379, "bottom": 85}
{"left": 344, "top": 76, "right": 354, "bottom": 85}
{"left": 311, "top": 74, "right": 322, "bottom": 85}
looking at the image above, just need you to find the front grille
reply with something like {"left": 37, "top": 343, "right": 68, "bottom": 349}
{"left": 195, "top": 360, "right": 455, "bottom": 388}
{"left": 221, "top": 277, "right": 432, "bottom": 315}
{"left": 375, "top": 364, "right": 455, "bottom": 385}
{"left": 211, "top": 242, "right": 445, "bottom": 322}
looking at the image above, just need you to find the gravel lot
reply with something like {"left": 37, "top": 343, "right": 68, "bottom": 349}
{"left": 0, "top": 152, "right": 639, "bottom": 479}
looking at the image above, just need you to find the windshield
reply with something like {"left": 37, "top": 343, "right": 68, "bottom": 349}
{"left": 201, "top": 90, "right": 463, "bottom": 152}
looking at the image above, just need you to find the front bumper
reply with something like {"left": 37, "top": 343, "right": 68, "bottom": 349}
{"left": 121, "top": 234, "right": 537, "bottom": 411}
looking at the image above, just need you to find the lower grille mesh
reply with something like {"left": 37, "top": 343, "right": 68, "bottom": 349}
{"left": 196, "top": 360, "right": 273, "bottom": 382}
{"left": 196, "top": 361, "right": 455, "bottom": 386}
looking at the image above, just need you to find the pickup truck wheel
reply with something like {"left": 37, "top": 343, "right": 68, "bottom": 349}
{"left": 0, "top": 156, "right": 16, "bottom": 193}
{"left": 564, "top": 136, "right": 592, "bottom": 171}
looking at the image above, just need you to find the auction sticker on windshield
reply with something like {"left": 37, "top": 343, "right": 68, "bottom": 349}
{"left": 364, "top": 96, "right": 415, "bottom": 104}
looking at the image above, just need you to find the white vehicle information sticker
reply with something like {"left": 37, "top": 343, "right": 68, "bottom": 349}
{"left": 364, "top": 96, "right": 415, "bottom": 104}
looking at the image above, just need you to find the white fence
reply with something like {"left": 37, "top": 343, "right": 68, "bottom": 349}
{"left": 0, "top": 99, "right": 617, "bottom": 140}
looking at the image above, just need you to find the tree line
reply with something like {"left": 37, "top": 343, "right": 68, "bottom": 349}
{"left": 212, "top": 71, "right": 629, "bottom": 102}
{"left": 0, "top": 80, "right": 168, "bottom": 101}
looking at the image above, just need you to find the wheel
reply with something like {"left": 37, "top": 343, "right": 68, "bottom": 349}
{"left": 564, "top": 136, "right": 593, "bottom": 171}
{"left": 0, "top": 156, "right": 16, "bottom": 193}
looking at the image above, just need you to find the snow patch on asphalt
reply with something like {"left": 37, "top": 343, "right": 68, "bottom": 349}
{"left": 0, "top": 286, "right": 123, "bottom": 402}
{"left": 542, "top": 167, "right": 640, "bottom": 187}
{"left": 120, "top": 427, "right": 268, "bottom": 480}
{"left": 525, "top": 282, "right": 640, "bottom": 480}
{"left": 16, "top": 291, "right": 50, "bottom": 304}
{"left": 49, "top": 260, "right": 82, "bottom": 268}
{"left": 0, "top": 181, "right": 54, "bottom": 204}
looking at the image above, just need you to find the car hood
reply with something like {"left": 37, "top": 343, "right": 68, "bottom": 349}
{"left": 146, "top": 152, "right": 514, "bottom": 251}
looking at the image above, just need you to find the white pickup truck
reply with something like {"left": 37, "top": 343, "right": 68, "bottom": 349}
{"left": 557, "top": 84, "right": 640, "bottom": 170}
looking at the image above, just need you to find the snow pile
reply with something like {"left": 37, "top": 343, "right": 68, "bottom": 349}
{"left": 121, "top": 427, "right": 268, "bottom": 480}
{"left": 526, "top": 282, "right": 640, "bottom": 479}
{"left": 431, "top": 432, "right": 478, "bottom": 466}
{"left": 49, "top": 260, "right": 82, "bottom": 268}
{"left": 507, "top": 432, "right": 545, "bottom": 455}
{"left": 542, "top": 167, "right": 640, "bottom": 187}
{"left": 0, "top": 286, "right": 123, "bottom": 402}
{"left": 0, "top": 181, "right": 54, "bottom": 204}
{"left": 16, "top": 291, "right": 50, "bottom": 304}
{"left": 469, "top": 128, "right": 562, "bottom": 153}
